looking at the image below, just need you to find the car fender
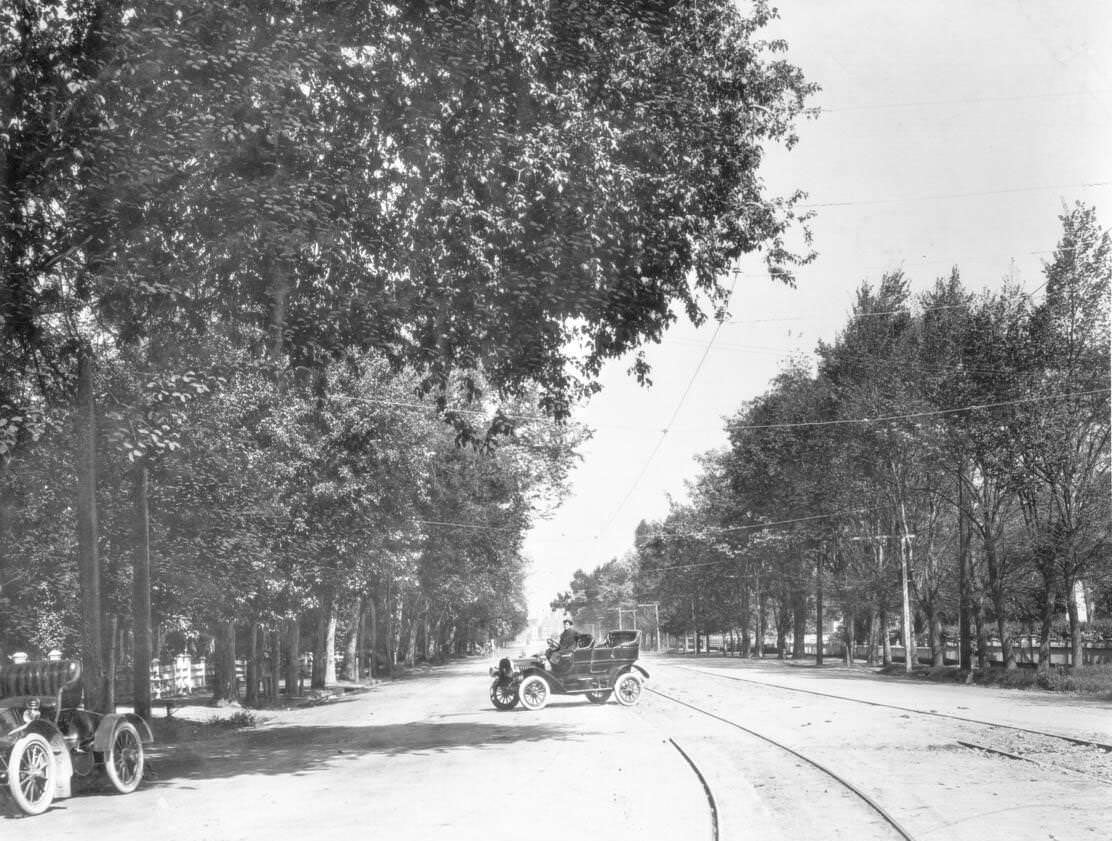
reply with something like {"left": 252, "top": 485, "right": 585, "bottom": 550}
{"left": 17, "top": 719, "right": 73, "bottom": 799}
{"left": 92, "top": 712, "right": 154, "bottom": 752}
{"left": 620, "top": 664, "right": 650, "bottom": 681}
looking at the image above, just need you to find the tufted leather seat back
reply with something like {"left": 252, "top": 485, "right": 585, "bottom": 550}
{"left": 0, "top": 660, "right": 82, "bottom": 699}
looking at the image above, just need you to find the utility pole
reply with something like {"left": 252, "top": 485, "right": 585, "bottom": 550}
{"left": 896, "top": 498, "right": 915, "bottom": 674}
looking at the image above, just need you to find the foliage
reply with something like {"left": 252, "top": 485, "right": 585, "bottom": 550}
{"left": 551, "top": 205, "right": 1111, "bottom": 670}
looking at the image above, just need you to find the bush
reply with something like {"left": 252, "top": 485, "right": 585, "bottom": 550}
{"left": 1035, "top": 663, "right": 1112, "bottom": 695}
{"left": 879, "top": 662, "right": 1112, "bottom": 698}
{"left": 208, "top": 710, "right": 258, "bottom": 729}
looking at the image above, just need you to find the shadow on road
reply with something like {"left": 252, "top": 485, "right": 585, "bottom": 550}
{"left": 147, "top": 720, "right": 584, "bottom": 786}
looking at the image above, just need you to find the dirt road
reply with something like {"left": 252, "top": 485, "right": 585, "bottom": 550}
{"left": 647, "top": 656, "right": 1112, "bottom": 841}
{"left": 9, "top": 657, "right": 708, "bottom": 841}
{"left": 6, "top": 655, "right": 1110, "bottom": 841}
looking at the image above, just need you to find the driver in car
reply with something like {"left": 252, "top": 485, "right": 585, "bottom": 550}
{"left": 550, "top": 618, "right": 577, "bottom": 674}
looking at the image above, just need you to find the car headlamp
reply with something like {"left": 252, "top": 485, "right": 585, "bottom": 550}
{"left": 22, "top": 698, "right": 41, "bottom": 723}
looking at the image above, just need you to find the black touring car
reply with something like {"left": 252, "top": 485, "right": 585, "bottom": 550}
{"left": 489, "top": 630, "right": 649, "bottom": 710}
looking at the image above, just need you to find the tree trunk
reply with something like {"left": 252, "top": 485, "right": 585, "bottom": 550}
{"left": 775, "top": 601, "right": 787, "bottom": 659}
{"left": 880, "top": 604, "right": 893, "bottom": 666}
{"left": 791, "top": 585, "right": 807, "bottom": 659}
{"left": 76, "top": 352, "right": 107, "bottom": 712}
{"left": 285, "top": 617, "right": 301, "bottom": 697}
{"left": 740, "top": 585, "right": 752, "bottom": 658}
{"left": 105, "top": 614, "right": 118, "bottom": 711}
{"left": 324, "top": 604, "right": 337, "bottom": 684}
{"left": 267, "top": 250, "right": 292, "bottom": 359}
{"left": 958, "top": 467, "right": 973, "bottom": 670}
{"left": 428, "top": 614, "right": 442, "bottom": 662}
{"left": 390, "top": 591, "right": 403, "bottom": 671}
{"left": 973, "top": 599, "right": 988, "bottom": 669}
{"left": 929, "top": 608, "right": 944, "bottom": 667}
{"left": 1067, "top": 576, "right": 1084, "bottom": 668}
{"left": 403, "top": 603, "right": 418, "bottom": 668}
{"left": 897, "top": 512, "right": 915, "bottom": 673}
{"left": 815, "top": 548, "right": 824, "bottom": 666}
{"left": 342, "top": 598, "right": 362, "bottom": 680}
{"left": 269, "top": 628, "right": 281, "bottom": 701}
{"left": 131, "top": 465, "right": 152, "bottom": 721}
{"left": 755, "top": 586, "right": 766, "bottom": 658}
{"left": 843, "top": 608, "right": 855, "bottom": 665}
{"left": 983, "top": 533, "right": 1016, "bottom": 670}
{"left": 245, "top": 623, "right": 260, "bottom": 707}
{"left": 212, "top": 620, "right": 239, "bottom": 705}
{"left": 1037, "top": 575, "right": 1055, "bottom": 674}
{"left": 369, "top": 591, "right": 382, "bottom": 676}
{"left": 866, "top": 610, "right": 878, "bottom": 665}
{"left": 995, "top": 612, "right": 1016, "bottom": 670}
{"left": 312, "top": 594, "right": 336, "bottom": 689}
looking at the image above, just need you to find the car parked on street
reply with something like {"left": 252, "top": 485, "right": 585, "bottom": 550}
{"left": 0, "top": 659, "right": 153, "bottom": 815}
{"left": 489, "top": 629, "right": 649, "bottom": 710}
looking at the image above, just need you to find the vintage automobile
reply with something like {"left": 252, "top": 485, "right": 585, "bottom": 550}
{"left": 0, "top": 658, "right": 153, "bottom": 815}
{"left": 489, "top": 629, "right": 649, "bottom": 711}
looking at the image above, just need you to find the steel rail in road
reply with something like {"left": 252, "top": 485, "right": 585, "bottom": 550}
{"left": 667, "top": 738, "right": 719, "bottom": 841}
{"left": 648, "top": 686, "right": 919, "bottom": 841}
{"left": 672, "top": 663, "right": 1112, "bottom": 753}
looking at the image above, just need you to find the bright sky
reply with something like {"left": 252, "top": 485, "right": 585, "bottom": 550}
{"left": 523, "top": 1, "right": 1112, "bottom": 619}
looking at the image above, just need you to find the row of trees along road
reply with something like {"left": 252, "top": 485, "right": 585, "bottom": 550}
{"left": 554, "top": 204, "right": 1110, "bottom": 675}
{"left": 1, "top": 1, "right": 817, "bottom": 717}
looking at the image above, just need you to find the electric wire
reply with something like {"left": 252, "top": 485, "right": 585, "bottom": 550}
{"left": 799, "top": 180, "right": 1111, "bottom": 210}
{"left": 595, "top": 280, "right": 737, "bottom": 537}
{"left": 727, "top": 388, "right": 1109, "bottom": 432}
{"left": 817, "top": 89, "right": 1112, "bottom": 113}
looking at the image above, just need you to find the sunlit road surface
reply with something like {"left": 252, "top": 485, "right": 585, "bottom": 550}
{"left": 11, "top": 658, "right": 708, "bottom": 841}
{"left": 10, "top": 655, "right": 1111, "bottom": 841}
{"left": 642, "top": 656, "right": 1112, "bottom": 841}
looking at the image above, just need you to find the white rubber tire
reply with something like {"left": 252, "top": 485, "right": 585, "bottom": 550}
{"left": 518, "top": 674, "right": 550, "bottom": 711}
{"left": 614, "top": 672, "right": 643, "bottom": 707}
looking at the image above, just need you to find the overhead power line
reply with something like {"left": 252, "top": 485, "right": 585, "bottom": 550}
{"left": 597, "top": 280, "right": 737, "bottom": 536}
{"left": 800, "top": 180, "right": 1111, "bottom": 210}
{"left": 416, "top": 518, "right": 513, "bottom": 532}
{"left": 729, "top": 388, "right": 1110, "bottom": 432}
{"left": 818, "top": 89, "right": 1112, "bottom": 113}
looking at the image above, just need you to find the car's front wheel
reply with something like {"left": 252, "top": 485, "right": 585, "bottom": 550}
{"left": 7, "top": 732, "right": 56, "bottom": 815}
{"left": 490, "top": 680, "right": 519, "bottom": 710}
{"left": 518, "top": 674, "right": 550, "bottom": 711}
{"left": 104, "top": 721, "right": 144, "bottom": 794}
{"left": 585, "top": 690, "right": 612, "bottom": 704}
{"left": 614, "top": 672, "right": 643, "bottom": 707}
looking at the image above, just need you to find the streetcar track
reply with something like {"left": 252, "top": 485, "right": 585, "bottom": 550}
{"left": 672, "top": 662, "right": 1112, "bottom": 752}
{"left": 648, "top": 685, "right": 919, "bottom": 841}
{"left": 668, "top": 737, "right": 719, "bottom": 841}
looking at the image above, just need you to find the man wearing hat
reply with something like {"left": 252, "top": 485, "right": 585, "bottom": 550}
{"left": 550, "top": 618, "right": 577, "bottom": 674}
{"left": 558, "top": 618, "right": 577, "bottom": 651}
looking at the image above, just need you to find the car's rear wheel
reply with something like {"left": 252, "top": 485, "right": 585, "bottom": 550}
{"left": 490, "top": 680, "right": 519, "bottom": 710}
{"left": 585, "top": 690, "right": 612, "bottom": 704}
{"left": 104, "top": 721, "right": 144, "bottom": 794}
{"left": 614, "top": 672, "right": 643, "bottom": 707}
{"left": 7, "top": 733, "right": 56, "bottom": 815}
{"left": 518, "top": 674, "right": 550, "bottom": 711}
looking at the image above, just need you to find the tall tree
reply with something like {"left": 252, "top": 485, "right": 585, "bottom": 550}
{"left": 4, "top": 0, "right": 817, "bottom": 707}
{"left": 1017, "top": 204, "right": 1111, "bottom": 669}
